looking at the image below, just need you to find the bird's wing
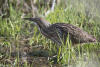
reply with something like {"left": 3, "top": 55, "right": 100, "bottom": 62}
{"left": 46, "top": 24, "right": 65, "bottom": 45}
{"left": 50, "top": 23, "right": 96, "bottom": 44}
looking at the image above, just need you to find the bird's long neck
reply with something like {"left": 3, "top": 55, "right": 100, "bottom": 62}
{"left": 37, "top": 21, "right": 50, "bottom": 35}
{"left": 42, "top": 21, "right": 51, "bottom": 28}
{"left": 37, "top": 19, "right": 51, "bottom": 30}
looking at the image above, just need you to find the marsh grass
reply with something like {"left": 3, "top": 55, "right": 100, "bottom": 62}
{"left": 0, "top": 1, "right": 100, "bottom": 67}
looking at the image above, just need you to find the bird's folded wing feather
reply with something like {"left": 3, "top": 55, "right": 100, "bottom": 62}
{"left": 49, "top": 23, "right": 97, "bottom": 43}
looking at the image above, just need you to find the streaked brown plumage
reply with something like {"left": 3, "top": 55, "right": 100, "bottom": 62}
{"left": 23, "top": 17, "right": 97, "bottom": 45}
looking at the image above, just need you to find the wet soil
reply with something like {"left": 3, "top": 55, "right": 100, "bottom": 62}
{"left": 0, "top": 36, "right": 100, "bottom": 67}
{"left": 0, "top": 37, "right": 62, "bottom": 67}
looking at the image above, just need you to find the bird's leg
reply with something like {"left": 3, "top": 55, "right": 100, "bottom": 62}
{"left": 48, "top": 45, "right": 63, "bottom": 63}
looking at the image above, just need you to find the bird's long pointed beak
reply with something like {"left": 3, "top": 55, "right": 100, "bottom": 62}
{"left": 23, "top": 17, "right": 34, "bottom": 21}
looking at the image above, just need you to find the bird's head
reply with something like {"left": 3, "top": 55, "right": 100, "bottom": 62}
{"left": 23, "top": 17, "right": 50, "bottom": 28}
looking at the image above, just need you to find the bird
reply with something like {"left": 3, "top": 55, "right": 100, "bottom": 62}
{"left": 23, "top": 17, "right": 97, "bottom": 45}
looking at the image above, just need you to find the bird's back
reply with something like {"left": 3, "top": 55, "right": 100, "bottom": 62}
{"left": 47, "top": 23, "right": 97, "bottom": 45}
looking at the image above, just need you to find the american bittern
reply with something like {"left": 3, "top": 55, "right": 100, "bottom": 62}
{"left": 23, "top": 17, "right": 97, "bottom": 45}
